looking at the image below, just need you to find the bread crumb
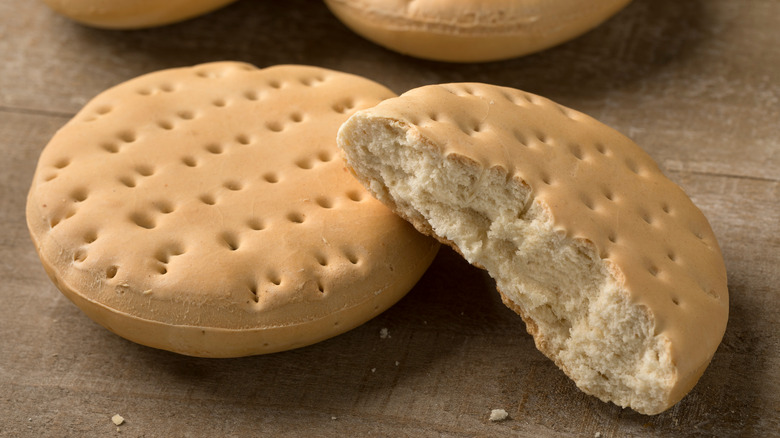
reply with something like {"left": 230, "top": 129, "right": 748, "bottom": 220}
{"left": 111, "top": 414, "right": 124, "bottom": 426}
{"left": 489, "top": 409, "right": 508, "bottom": 422}
{"left": 371, "top": 368, "right": 376, "bottom": 373}
{"left": 331, "top": 416, "right": 337, "bottom": 420}
{"left": 595, "top": 432, "right": 602, "bottom": 438}
{"left": 395, "top": 361, "right": 400, "bottom": 366}
{"left": 379, "top": 328, "right": 389, "bottom": 339}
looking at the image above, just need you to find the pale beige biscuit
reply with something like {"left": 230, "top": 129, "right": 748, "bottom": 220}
{"left": 42, "top": 0, "right": 237, "bottom": 29}
{"left": 337, "top": 83, "right": 728, "bottom": 414}
{"left": 324, "top": 0, "right": 632, "bottom": 62}
{"left": 26, "top": 62, "right": 439, "bottom": 358}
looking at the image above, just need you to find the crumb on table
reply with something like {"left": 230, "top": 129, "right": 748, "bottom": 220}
{"left": 489, "top": 409, "right": 508, "bottom": 422}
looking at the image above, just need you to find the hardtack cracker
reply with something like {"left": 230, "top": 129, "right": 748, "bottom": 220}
{"left": 42, "top": 0, "right": 238, "bottom": 29}
{"left": 337, "top": 82, "right": 728, "bottom": 414}
{"left": 26, "top": 62, "right": 439, "bottom": 357}
{"left": 325, "top": 0, "right": 632, "bottom": 62}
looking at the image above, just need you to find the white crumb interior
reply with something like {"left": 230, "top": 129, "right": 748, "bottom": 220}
{"left": 342, "top": 118, "right": 674, "bottom": 414}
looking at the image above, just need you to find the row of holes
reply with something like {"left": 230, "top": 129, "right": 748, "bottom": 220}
{"left": 437, "top": 86, "right": 587, "bottom": 142}
{"left": 100, "top": 110, "right": 195, "bottom": 153}
{"left": 95, "top": 94, "right": 353, "bottom": 156}
{"left": 512, "top": 131, "right": 621, "bottom": 167}
{"left": 108, "top": 141, "right": 336, "bottom": 189}
{"left": 85, "top": 85, "right": 206, "bottom": 123}
{"left": 448, "top": 85, "right": 581, "bottom": 123}
{"left": 133, "top": 70, "right": 332, "bottom": 108}
{"left": 181, "top": 150, "right": 335, "bottom": 183}
{"left": 84, "top": 92, "right": 261, "bottom": 123}
{"left": 579, "top": 193, "right": 672, "bottom": 221}
{"left": 191, "top": 138, "right": 334, "bottom": 161}
{"left": 418, "top": 111, "right": 625, "bottom": 176}
{"left": 219, "top": 233, "right": 362, "bottom": 267}
{"left": 154, "top": 68, "right": 328, "bottom": 93}
{"left": 446, "top": 85, "right": 540, "bottom": 106}
{"left": 143, "top": 253, "right": 356, "bottom": 301}
{"left": 123, "top": 189, "right": 365, "bottom": 231}
{"left": 99, "top": 249, "right": 355, "bottom": 297}
{"left": 447, "top": 86, "right": 583, "bottom": 124}
{"left": 189, "top": 93, "right": 352, "bottom": 120}
{"left": 194, "top": 66, "right": 328, "bottom": 90}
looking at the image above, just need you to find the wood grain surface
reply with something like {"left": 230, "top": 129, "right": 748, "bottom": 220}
{"left": 1, "top": 1, "right": 778, "bottom": 437}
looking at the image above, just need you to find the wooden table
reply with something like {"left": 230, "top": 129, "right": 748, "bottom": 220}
{"left": 1, "top": 1, "right": 778, "bottom": 436}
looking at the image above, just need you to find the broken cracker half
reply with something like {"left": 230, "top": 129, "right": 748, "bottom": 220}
{"left": 337, "top": 82, "right": 728, "bottom": 414}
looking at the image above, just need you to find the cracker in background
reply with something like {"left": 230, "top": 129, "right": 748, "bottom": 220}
{"left": 325, "top": 0, "right": 632, "bottom": 62}
{"left": 42, "top": 0, "right": 238, "bottom": 29}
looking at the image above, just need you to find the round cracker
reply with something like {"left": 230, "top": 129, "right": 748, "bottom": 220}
{"left": 324, "top": 0, "right": 632, "bottom": 62}
{"left": 42, "top": 0, "right": 238, "bottom": 29}
{"left": 26, "top": 62, "right": 439, "bottom": 357}
{"left": 337, "top": 82, "right": 728, "bottom": 414}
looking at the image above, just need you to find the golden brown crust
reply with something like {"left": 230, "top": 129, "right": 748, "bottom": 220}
{"left": 26, "top": 62, "right": 440, "bottom": 357}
